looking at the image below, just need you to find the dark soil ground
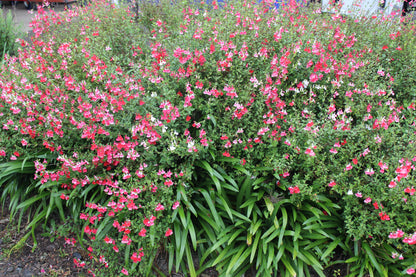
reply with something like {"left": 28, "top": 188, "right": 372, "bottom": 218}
{"left": 0, "top": 205, "right": 91, "bottom": 277}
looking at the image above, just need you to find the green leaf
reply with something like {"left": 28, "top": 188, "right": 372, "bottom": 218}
{"left": 303, "top": 222, "right": 339, "bottom": 231}
{"left": 16, "top": 192, "right": 49, "bottom": 211}
{"left": 217, "top": 194, "right": 233, "bottom": 221}
{"left": 261, "top": 225, "right": 278, "bottom": 240}
{"left": 228, "top": 228, "right": 245, "bottom": 245}
{"left": 299, "top": 249, "right": 323, "bottom": 269}
{"left": 294, "top": 223, "right": 302, "bottom": 241}
{"left": 281, "top": 255, "right": 297, "bottom": 276}
{"left": 194, "top": 201, "right": 220, "bottom": 232}
{"left": 178, "top": 206, "right": 187, "bottom": 228}
{"left": 208, "top": 233, "right": 231, "bottom": 254}
{"left": 25, "top": 209, "right": 47, "bottom": 230}
{"left": 95, "top": 216, "right": 113, "bottom": 241}
{"left": 185, "top": 242, "right": 197, "bottom": 277}
{"left": 233, "top": 164, "right": 251, "bottom": 176}
{"left": 124, "top": 244, "right": 131, "bottom": 266}
{"left": 199, "top": 220, "right": 217, "bottom": 243}
{"left": 211, "top": 245, "right": 239, "bottom": 267}
{"left": 264, "top": 228, "right": 280, "bottom": 244}
{"left": 227, "top": 246, "right": 251, "bottom": 275}
{"left": 168, "top": 243, "right": 174, "bottom": 274}
{"left": 250, "top": 232, "right": 261, "bottom": 263}
{"left": 215, "top": 166, "right": 238, "bottom": 190}
{"left": 267, "top": 245, "right": 274, "bottom": 269}
{"left": 187, "top": 215, "right": 197, "bottom": 251}
{"left": 230, "top": 210, "right": 251, "bottom": 222}
{"left": 275, "top": 245, "right": 285, "bottom": 264}
{"left": 278, "top": 207, "right": 288, "bottom": 247}
{"left": 207, "top": 114, "right": 217, "bottom": 127}
{"left": 264, "top": 196, "right": 274, "bottom": 215}
{"left": 362, "top": 242, "right": 384, "bottom": 276}
{"left": 200, "top": 190, "right": 224, "bottom": 229}
{"left": 321, "top": 238, "right": 341, "bottom": 261}
{"left": 237, "top": 176, "right": 252, "bottom": 207}
{"left": 249, "top": 219, "right": 262, "bottom": 235}
{"left": 345, "top": 256, "right": 360, "bottom": 263}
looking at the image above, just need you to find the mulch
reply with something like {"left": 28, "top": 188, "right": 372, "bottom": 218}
{"left": 0, "top": 204, "right": 90, "bottom": 277}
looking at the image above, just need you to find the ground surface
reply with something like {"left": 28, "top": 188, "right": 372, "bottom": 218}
{"left": 0, "top": 202, "right": 91, "bottom": 277}
{"left": 1, "top": 1, "right": 67, "bottom": 33}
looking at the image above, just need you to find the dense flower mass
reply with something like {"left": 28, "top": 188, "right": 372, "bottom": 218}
{"left": 1, "top": 0, "right": 416, "bottom": 276}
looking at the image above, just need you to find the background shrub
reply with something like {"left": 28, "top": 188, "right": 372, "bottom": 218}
{"left": 0, "top": 9, "right": 23, "bottom": 61}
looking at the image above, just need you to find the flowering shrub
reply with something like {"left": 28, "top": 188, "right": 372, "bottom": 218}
{"left": 1, "top": 0, "right": 416, "bottom": 276}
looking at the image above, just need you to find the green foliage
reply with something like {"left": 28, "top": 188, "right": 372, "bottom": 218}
{"left": 0, "top": 9, "right": 22, "bottom": 61}
{"left": 0, "top": 153, "right": 61, "bottom": 250}
{"left": 171, "top": 157, "right": 346, "bottom": 276}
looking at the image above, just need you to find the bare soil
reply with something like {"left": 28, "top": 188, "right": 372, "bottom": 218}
{"left": 0, "top": 203, "right": 90, "bottom": 277}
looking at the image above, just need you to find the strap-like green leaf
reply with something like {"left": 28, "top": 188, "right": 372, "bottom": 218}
{"left": 250, "top": 231, "right": 261, "bottom": 263}
{"left": 362, "top": 242, "right": 384, "bottom": 276}
{"left": 321, "top": 238, "right": 341, "bottom": 261}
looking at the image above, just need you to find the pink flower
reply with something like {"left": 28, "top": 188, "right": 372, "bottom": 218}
{"left": 328, "top": 180, "right": 336, "bottom": 188}
{"left": 345, "top": 163, "right": 352, "bottom": 171}
{"left": 131, "top": 251, "right": 144, "bottom": 263}
{"left": 365, "top": 168, "right": 375, "bottom": 176}
{"left": 378, "top": 212, "right": 390, "bottom": 221}
{"left": 138, "top": 228, "right": 146, "bottom": 237}
{"left": 164, "top": 179, "right": 173, "bottom": 187}
{"left": 403, "top": 233, "right": 416, "bottom": 245}
{"left": 309, "top": 73, "right": 319, "bottom": 83}
{"left": 407, "top": 268, "right": 415, "bottom": 275}
{"left": 121, "top": 268, "right": 129, "bottom": 275}
{"left": 121, "top": 235, "right": 132, "bottom": 245}
{"left": 389, "top": 180, "right": 397, "bottom": 188}
{"left": 404, "top": 187, "right": 416, "bottom": 195}
{"left": 329, "top": 148, "right": 338, "bottom": 154}
{"left": 165, "top": 228, "right": 173, "bottom": 237}
{"left": 172, "top": 201, "right": 180, "bottom": 210}
{"left": 305, "top": 148, "right": 316, "bottom": 157}
{"left": 364, "top": 197, "right": 372, "bottom": 204}
{"left": 389, "top": 229, "right": 404, "bottom": 239}
{"left": 155, "top": 203, "right": 165, "bottom": 211}
{"left": 288, "top": 186, "right": 300, "bottom": 194}
{"left": 143, "top": 216, "right": 156, "bottom": 227}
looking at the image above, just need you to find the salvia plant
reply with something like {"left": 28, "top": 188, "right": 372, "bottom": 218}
{"left": 0, "top": 0, "right": 416, "bottom": 276}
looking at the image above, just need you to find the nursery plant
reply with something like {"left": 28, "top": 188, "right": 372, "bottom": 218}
{"left": 1, "top": 0, "right": 416, "bottom": 276}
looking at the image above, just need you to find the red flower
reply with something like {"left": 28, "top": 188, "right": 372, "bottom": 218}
{"left": 379, "top": 212, "right": 390, "bottom": 221}
{"left": 288, "top": 186, "right": 300, "bottom": 194}
{"left": 131, "top": 251, "right": 144, "bottom": 263}
{"left": 138, "top": 228, "right": 146, "bottom": 237}
{"left": 165, "top": 228, "right": 173, "bottom": 237}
